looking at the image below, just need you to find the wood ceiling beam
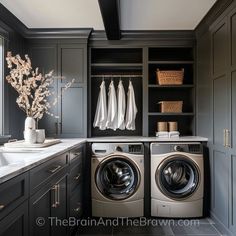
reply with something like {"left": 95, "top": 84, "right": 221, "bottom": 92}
{"left": 98, "top": 0, "right": 121, "bottom": 40}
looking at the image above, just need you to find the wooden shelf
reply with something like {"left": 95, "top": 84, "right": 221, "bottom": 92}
{"left": 148, "top": 85, "right": 194, "bottom": 88}
{"left": 91, "top": 63, "right": 143, "bottom": 67}
{"left": 148, "top": 60, "right": 194, "bottom": 64}
{"left": 148, "top": 112, "right": 195, "bottom": 116}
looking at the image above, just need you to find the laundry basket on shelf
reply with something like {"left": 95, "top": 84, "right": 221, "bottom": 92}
{"left": 158, "top": 101, "right": 183, "bottom": 113}
{"left": 156, "top": 69, "right": 184, "bottom": 85}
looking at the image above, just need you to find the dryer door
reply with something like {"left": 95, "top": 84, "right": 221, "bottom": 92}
{"left": 156, "top": 155, "right": 200, "bottom": 200}
{"left": 95, "top": 155, "right": 140, "bottom": 200}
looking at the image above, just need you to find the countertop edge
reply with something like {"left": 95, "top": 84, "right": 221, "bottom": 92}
{"left": 0, "top": 136, "right": 207, "bottom": 184}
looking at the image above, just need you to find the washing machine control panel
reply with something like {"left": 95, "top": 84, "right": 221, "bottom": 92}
{"left": 92, "top": 143, "right": 144, "bottom": 156}
{"left": 174, "top": 145, "right": 183, "bottom": 152}
{"left": 151, "top": 143, "right": 203, "bottom": 155}
{"left": 128, "top": 145, "right": 143, "bottom": 154}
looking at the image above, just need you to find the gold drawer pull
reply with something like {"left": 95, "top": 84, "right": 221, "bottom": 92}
{"left": 74, "top": 173, "right": 81, "bottom": 180}
{"left": 0, "top": 205, "right": 5, "bottom": 210}
{"left": 48, "top": 165, "right": 62, "bottom": 174}
{"left": 226, "top": 129, "right": 231, "bottom": 148}
{"left": 51, "top": 185, "right": 58, "bottom": 208}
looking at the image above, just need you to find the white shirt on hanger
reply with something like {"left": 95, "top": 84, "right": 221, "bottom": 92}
{"left": 106, "top": 80, "right": 118, "bottom": 130}
{"left": 93, "top": 80, "right": 107, "bottom": 130}
{"left": 117, "top": 80, "right": 126, "bottom": 130}
{"left": 126, "top": 80, "right": 138, "bottom": 130}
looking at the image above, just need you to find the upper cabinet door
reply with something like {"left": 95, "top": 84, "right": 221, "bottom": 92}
{"left": 230, "top": 10, "right": 236, "bottom": 68}
{"left": 230, "top": 9, "right": 236, "bottom": 150}
{"left": 29, "top": 44, "right": 58, "bottom": 87}
{"left": 212, "top": 20, "right": 228, "bottom": 78}
{"left": 29, "top": 44, "right": 58, "bottom": 137}
{"left": 57, "top": 43, "right": 87, "bottom": 138}
{"left": 58, "top": 44, "right": 86, "bottom": 85}
{"left": 59, "top": 87, "right": 86, "bottom": 137}
{"left": 211, "top": 18, "right": 230, "bottom": 148}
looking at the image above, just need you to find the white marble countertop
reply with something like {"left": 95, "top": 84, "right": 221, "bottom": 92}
{"left": 0, "top": 138, "right": 86, "bottom": 184}
{"left": 0, "top": 136, "right": 207, "bottom": 184}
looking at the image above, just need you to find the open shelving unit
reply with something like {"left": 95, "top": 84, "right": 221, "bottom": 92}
{"left": 147, "top": 47, "right": 195, "bottom": 136}
{"left": 89, "top": 47, "right": 143, "bottom": 137}
{"left": 88, "top": 45, "right": 195, "bottom": 138}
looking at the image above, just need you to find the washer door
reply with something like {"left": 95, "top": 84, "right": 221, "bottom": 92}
{"left": 95, "top": 155, "right": 140, "bottom": 200}
{"left": 156, "top": 155, "right": 200, "bottom": 200}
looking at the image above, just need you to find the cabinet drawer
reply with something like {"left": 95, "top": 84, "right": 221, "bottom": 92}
{"left": 0, "top": 173, "right": 29, "bottom": 220}
{"left": 69, "top": 184, "right": 82, "bottom": 218}
{"left": 30, "top": 153, "right": 68, "bottom": 194}
{"left": 69, "top": 146, "right": 83, "bottom": 164}
{"left": 69, "top": 162, "right": 82, "bottom": 193}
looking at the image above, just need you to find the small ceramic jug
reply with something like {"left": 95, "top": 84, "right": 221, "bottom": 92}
{"left": 36, "top": 129, "right": 45, "bottom": 143}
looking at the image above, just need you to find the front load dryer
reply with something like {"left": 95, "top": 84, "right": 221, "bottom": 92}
{"left": 91, "top": 143, "right": 144, "bottom": 217}
{"left": 151, "top": 142, "right": 204, "bottom": 218}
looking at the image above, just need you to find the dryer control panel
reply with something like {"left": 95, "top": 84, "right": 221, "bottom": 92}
{"left": 92, "top": 143, "right": 144, "bottom": 156}
{"left": 151, "top": 142, "right": 203, "bottom": 155}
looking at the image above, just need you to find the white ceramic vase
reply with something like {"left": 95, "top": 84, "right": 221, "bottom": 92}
{"left": 24, "top": 130, "right": 37, "bottom": 144}
{"left": 24, "top": 117, "right": 36, "bottom": 144}
{"left": 25, "top": 117, "right": 36, "bottom": 130}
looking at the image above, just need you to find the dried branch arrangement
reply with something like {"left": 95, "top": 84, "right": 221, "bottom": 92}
{"left": 6, "top": 52, "right": 74, "bottom": 120}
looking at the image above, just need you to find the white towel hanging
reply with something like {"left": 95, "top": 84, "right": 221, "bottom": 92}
{"left": 93, "top": 80, "right": 107, "bottom": 130}
{"left": 125, "top": 80, "right": 138, "bottom": 130}
{"left": 117, "top": 80, "right": 126, "bottom": 130}
{"left": 106, "top": 80, "right": 118, "bottom": 130}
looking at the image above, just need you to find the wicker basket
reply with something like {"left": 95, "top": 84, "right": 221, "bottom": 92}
{"left": 159, "top": 101, "right": 183, "bottom": 113}
{"left": 156, "top": 68, "right": 184, "bottom": 85}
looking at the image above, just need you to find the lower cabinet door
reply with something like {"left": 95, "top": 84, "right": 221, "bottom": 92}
{"left": 0, "top": 201, "right": 28, "bottom": 236}
{"left": 30, "top": 175, "right": 68, "bottom": 236}
{"left": 30, "top": 185, "right": 51, "bottom": 236}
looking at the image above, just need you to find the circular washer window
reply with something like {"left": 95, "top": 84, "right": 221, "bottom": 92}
{"left": 156, "top": 155, "right": 200, "bottom": 200}
{"left": 95, "top": 156, "right": 140, "bottom": 200}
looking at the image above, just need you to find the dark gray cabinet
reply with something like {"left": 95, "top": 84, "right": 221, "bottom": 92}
{"left": 68, "top": 146, "right": 84, "bottom": 235}
{"left": 0, "top": 201, "right": 28, "bottom": 236}
{"left": 197, "top": 2, "right": 236, "bottom": 235}
{"left": 211, "top": 16, "right": 231, "bottom": 230}
{"left": 28, "top": 41, "right": 87, "bottom": 138}
{"left": 29, "top": 43, "right": 58, "bottom": 137}
{"left": 30, "top": 174, "right": 67, "bottom": 236}
{"left": 0, "top": 174, "right": 29, "bottom": 236}
{"left": 0, "top": 143, "right": 85, "bottom": 236}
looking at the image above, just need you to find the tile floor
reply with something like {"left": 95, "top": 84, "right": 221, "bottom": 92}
{"left": 76, "top": 217, "right": 226, "bottom": 236}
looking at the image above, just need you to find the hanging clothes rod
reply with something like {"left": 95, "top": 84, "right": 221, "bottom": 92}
{"left": 91, "top": 74, "right": 142, "bottom": 78}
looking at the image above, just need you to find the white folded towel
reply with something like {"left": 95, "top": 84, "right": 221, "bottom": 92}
{"left": 156, "top": 131, "right": 169, "bottom": 138}
{"left": 93, "top": 81, "right": 107, "bottom": 130}
{"left": 106, "top": 80, "right": 118, "bottom": 130}
{"left": 169, "top": 131, "right": 180, "bottom": 138}
{"left": 126, "top": 80, "right": 138, "bottom": 130}
{"left": 117, "top": 80, "right": 126, "bottom": 130}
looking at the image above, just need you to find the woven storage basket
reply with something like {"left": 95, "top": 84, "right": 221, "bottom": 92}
{"left": 159, "top": 101, "right": 183, "bottom": 113}
{"left": 156, "top": 68, "right": 184, "bottom": 85}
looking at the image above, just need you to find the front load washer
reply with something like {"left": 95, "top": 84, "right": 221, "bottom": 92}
{"left": 151, "top": 142, "right": 204, "bottom": 218}
{"left": 91, "top": 143, "right": 144, "bottom": 218}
